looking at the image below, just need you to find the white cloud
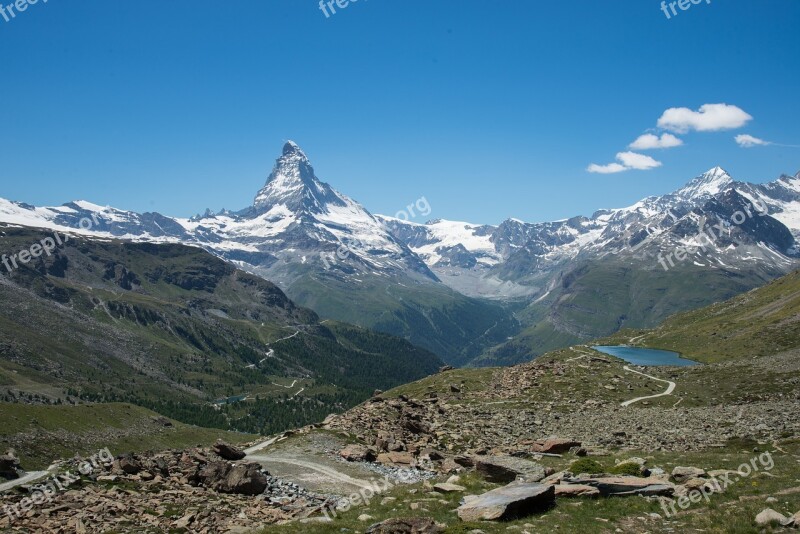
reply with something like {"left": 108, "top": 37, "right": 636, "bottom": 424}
{"left": 617, "top": 151, "right": 662, "bottom": 170}
{"left": 587, "top": 152, "right": 662, "bottom": 174}
{"left": 587, "top": 162, "right": 628, "bottom": 174}
{"left": 629, "top": 133, "right": 683, "bottom": 150}
{"left": 735, "top": 134, "right": 771, "bottom": 148}
{"left": 657, "top": 103, "right": 752, "bottom": 133}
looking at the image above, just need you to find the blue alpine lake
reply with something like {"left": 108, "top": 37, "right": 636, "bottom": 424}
{"left": 592, "top": 346, "right": 699, "bottom": 367}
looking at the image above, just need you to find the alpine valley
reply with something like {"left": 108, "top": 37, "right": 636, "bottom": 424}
{"left": 1, "top": 142, "right": 798, "bottom": 367}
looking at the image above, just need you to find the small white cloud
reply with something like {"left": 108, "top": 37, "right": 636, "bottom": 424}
{"left": 657, "top": 103, "right": 753, "bottom": 133}
{"left": 629, "top": 133, "right": 683, "bottom": 150}
{"left": 587, "top": 162, "right": 628, "bottom": 174}
{"left": 735, "top": 134, "right": 771, "bottom": 148}
{"left": 587, "top": 152, "right": 662, "bottom": 174}
{"left": 617, "top": 151, "right": 662, "bottom": 170}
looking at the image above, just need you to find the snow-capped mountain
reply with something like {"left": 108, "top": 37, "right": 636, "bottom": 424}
{"left": 381, "top": 167, "right": 800, "bottom": 299}
{"left": 0, "top": 143, "right": 797, "bottom": 365}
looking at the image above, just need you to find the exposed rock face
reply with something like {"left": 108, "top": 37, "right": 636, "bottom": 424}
{"left": 456, "top": 482, "right": 555, "bottom": 522}
{"left": 212, "top": 441, "right": 246, "bottom": 461}
{"left": 755, "top": 508, "right": 791, "bottom": 527}
{"left": 474, "top": 456, "right": 547, "bottom": 484}
{"left": 198, "top": 462, "right": 269, "bottom": 495}
{"left": 366, "top": 517, "right": 443, "bottom": 533}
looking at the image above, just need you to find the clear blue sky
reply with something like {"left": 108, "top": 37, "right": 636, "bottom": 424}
{"left": 1, "top": 0, "right": 798, "bottom": 224}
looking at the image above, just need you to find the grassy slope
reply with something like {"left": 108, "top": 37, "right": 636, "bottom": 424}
{"left": 0, "top": 402, "right": 253, "bottom": 470}
{"left": 287, "top": 271, "right": 520, "bottom": 367}
{"left": 603, "top": 269, "right": 800, "bottom": 363}
{"left": 0, "top": 226, "right": 443, "bottom": 435}
{"left": 477, "top": 258, "right": 783, "bottom": 366}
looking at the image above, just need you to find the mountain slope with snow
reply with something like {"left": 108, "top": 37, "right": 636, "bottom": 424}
{"left": 0, "top": 144, "right": 797, "bottom": 366}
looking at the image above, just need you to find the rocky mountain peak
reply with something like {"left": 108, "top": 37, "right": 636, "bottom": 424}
{"left": 252, "top": 141, "right": 345, "bottom": 214}
{"left": 673, "top": 166, "right": 734, "bottom": 202}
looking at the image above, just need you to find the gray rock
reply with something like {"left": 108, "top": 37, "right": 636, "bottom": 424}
{"left": 212, "top": 441, "right": 246, "bottom": 461}
{"left": 565, "top": 476, "right": 675, "bottom": 497}
{"left": 474, "top": 456, "right": 546, "bottom": 483}
{"left": 671, "top": 466, "right": 706, "bottom": 483}
{"left": 755, "top": 508, "right": 791, "bottom": 527}
{"left": 456, "top": 482, "right": 555, "bottom": 521}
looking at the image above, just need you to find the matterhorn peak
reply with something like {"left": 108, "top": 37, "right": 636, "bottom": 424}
{"left": 253, "top": 141, "right": 346, "bottom": 214}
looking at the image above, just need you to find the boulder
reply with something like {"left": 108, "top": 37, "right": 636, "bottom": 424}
{"left": 564, "top": 476, "right": 675, "bottom": 497}
{"left": 474, "top": 456, "right": 546, "bottom": 484}
{"left": 456, "top": 482, "right": 555, "bottom": 522}
{"left": 212, "top": 441, "right": 246, "bottom": 461}
{"left": 339, "top": 444, "right": 376, "bottom": 462}
{"left": 198, "top": 462, "right": 268, "bottom": 495}
{"left": 755, "top": 508, "right": 791, "bottom": 527}
{"left": 377, "top": 452, "right": 415, "bottom": 467}
{"left": 117, "top": 454, "right": 142, "bottom": 475}
{"left": 0, "top": 451, "right": 21, "bottom": 480}
{"left": 671, "top": 466, "right": 706, "bottom": 483}
{"left": 554, "top": 484, "right": 600, "bottom": 497}
{"left": 531, "top": 439, "right": 581, "bottom": 455}
{"left": 366, "top": 517, "right": 443, "bottom": 533}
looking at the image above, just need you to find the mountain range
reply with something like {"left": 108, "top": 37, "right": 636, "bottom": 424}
{"left": 1, "top": 142, "right": 798, "bottom": 365}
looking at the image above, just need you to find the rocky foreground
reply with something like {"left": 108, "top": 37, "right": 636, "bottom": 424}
{"left": 0, "top": 441, "right": 330, "bottom": 533}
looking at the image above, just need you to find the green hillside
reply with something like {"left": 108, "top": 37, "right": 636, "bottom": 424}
{"left": 0, "top": 226, "right": 443, "bottom": 435}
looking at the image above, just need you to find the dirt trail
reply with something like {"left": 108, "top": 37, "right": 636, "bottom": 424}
{"left": 620, "top": 365, "right": 676, "bottom": 407}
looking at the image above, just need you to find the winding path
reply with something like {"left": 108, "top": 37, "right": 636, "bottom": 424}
{"left": 620, "top": 365, "right": 676, "bottom": 407}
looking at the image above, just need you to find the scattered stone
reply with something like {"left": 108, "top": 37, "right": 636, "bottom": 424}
{"left": 456, "top": 483, "right": 555, "bottom": 522}
{"left": 434, "top": 483, "right": 466, "bottom": 493}
{"left": 377, "top": 452, "right": 415, "bottom": 467}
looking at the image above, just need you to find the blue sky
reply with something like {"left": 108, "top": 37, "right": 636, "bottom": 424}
{"left": 1, "top": 0, "right": 798, "bottom": 225}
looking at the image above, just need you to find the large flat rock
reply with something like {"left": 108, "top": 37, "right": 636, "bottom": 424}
{"left": 474, "top": 456, "right": 547, "bottom": 483}
{"left": 564, "top": 476, "right": 675, "bottom": 497}
{"left": 456, "top": 482, "right": 555, "bottom": 522}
